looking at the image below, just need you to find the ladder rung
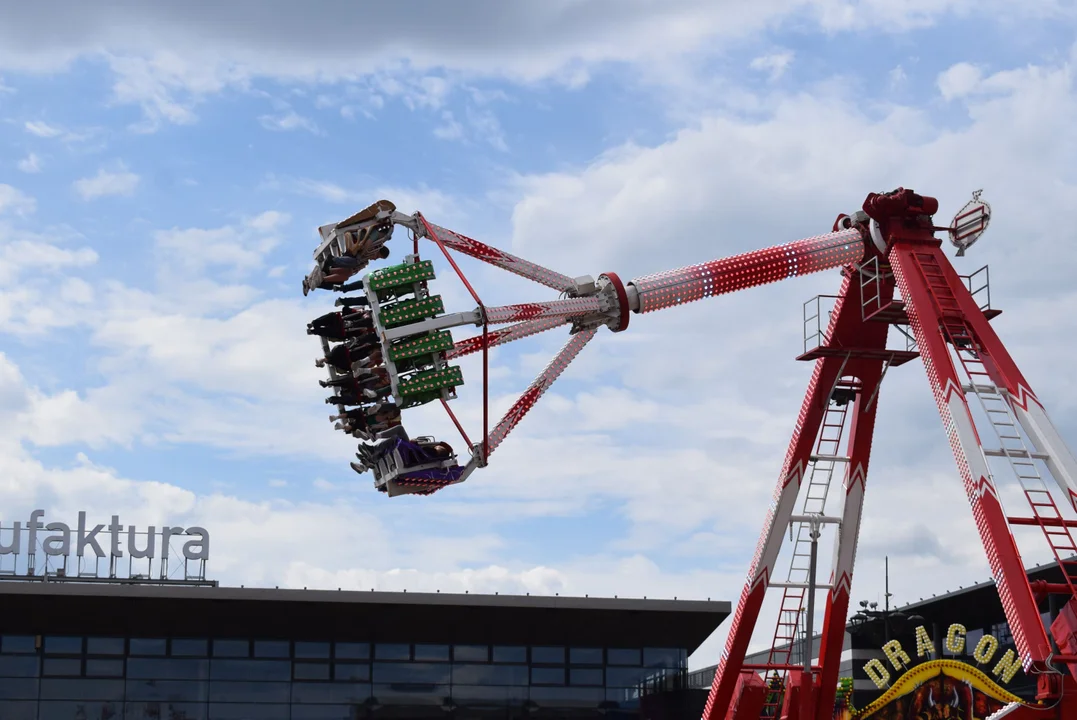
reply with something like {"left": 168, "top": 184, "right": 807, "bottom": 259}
{"left": 769, "top": 582, "right": 833, "bottom": 590}
{"left": 809, "top": 454, "right": 851, "bottom": 463}
{"left": 985, "top": 449, "right": 1050, "bottom": 460}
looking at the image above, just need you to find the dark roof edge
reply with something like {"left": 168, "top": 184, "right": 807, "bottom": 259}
{"left": 0, "top": 581, "right": 731, "bottom": 615}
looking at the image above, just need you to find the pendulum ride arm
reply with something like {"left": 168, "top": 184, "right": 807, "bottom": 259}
{"left": 626, "top": 228, "right": 865, "bottom": 314}
{"left": 703, "top": 268, "right": 892, "bottom": 720}
{"left": 418, "top": 217, "right": 579, "bottom": 292}
{"left": 482, "top": 327, "right": 599, "bottom": 458}
{"left": 447, "top": 317, "right": 571, "bottom": 360}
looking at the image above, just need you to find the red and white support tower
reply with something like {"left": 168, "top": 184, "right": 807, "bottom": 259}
{"left": 703, "top": 190, "right": 1077, "bottom": 720}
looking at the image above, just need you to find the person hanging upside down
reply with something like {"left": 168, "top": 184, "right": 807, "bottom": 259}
{"left": 316, "top": 343, "right": 353, "bottom": 372}
{"left": 351, "top": 348, "right": 384, "bottom": 369}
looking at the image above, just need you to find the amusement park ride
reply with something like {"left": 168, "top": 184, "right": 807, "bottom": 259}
{"left": 302, "top": 188, "right": 1077, "bottom": 719}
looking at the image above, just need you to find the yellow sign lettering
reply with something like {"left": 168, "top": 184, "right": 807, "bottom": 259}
{"left": 863, "top": 658, "right": 891, "bottom": 690}
{"left": 881, "top": 640, "right": 912, "bottom": 671}
{"left": 991, "top": 648, "right": 1022, "bottom": 683}
{"left": 973, "top": 634, "right": 1000, "bottom": 664}
{"left": 914, "top": 625, "right": 935, "bottom": 658}
{"left": 945, "top": 623, "right": 967, "bottom": 654}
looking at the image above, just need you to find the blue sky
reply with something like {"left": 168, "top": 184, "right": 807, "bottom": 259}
{"left": 2, "top": 0, "right": 1077, "bottom": 668}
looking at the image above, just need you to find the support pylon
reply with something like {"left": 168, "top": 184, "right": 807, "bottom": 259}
{"left": 704, "top": 258, "right": 896, "bottom": 719}
{"left": 709, "top": 188, "right": 1077, "bottom": 718}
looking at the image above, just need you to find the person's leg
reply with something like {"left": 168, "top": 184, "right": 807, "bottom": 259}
{"left": 328, "top": 255, "right": 361, "bottom": 268}
{"left": 336, "top": 280, "right": 365, "bottom": 294}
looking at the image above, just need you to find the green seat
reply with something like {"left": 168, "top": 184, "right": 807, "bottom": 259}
{"left": 389, "top": 331, "right": 454, "bottom": 362}
{"left": 379, "top": 295, "right": 445, "bottom": 328}
{"left": 368, "top": 259, "right": 436, "bottom": 293}
{"left": 398, "top": 365, "right": 463, "bottom": 407}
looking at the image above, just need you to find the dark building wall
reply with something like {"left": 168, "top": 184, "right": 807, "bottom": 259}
{"left": 0, "top": 582, "right": 730, "bottom": 720}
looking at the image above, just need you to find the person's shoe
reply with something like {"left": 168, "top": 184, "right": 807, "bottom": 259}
{"left": 315, "top": 359, "right": 326, "bottom": 368}
{"left": 349, "top": 462, "right": 367, "bottom": 475}
{"left": 319, "top": 380, "right": 330, "bottom": 388}
{"left": 362, "top": 388, "right": 379, "bottom": 399}
{"left": 302, "top": 278, "right": 310, "bottom": 296}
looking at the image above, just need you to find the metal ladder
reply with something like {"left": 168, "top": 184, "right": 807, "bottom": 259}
{"left": 759, "top": 378, "right": 854, "bottom": 718}
{"left": 916, "top": 251, "right": 1077, "bottom": 602}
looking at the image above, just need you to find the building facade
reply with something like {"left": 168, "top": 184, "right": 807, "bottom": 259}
{"left": 0, "top": 579, "right": 729, "bottom": 720}
{"left": 675, "top": 558, "right": 1069, "bottom": 712}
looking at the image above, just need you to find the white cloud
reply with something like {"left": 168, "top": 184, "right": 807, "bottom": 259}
{"left": 433, "top": 110, "right": 464, "bottom": 141}
{"left": 73, "top": 164, "right": 141, "bottom": 200}
{"left": 749, "top": 50, "right": 794, "bottom": 81}
{"left": 937, "top": 61, "right": 983, "bottom": 100}
{"left": 0, "top": 0, "right": 1065, "bottom": 129}
{"left": 16, "top": 153, "right": 40, "bottom": 173}
{"left": 258, "top": 110, "right": 321, "bottom": 134}
{"left": 24, "top": 120, "right": 62, "bottom": 137}
{"left": 0, "top": 184, "right": 35, "bottom": 215}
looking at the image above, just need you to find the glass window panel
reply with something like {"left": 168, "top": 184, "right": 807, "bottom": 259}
{"left": 294, "top": 662, "right": 331, "bottom": 681}
{"left": 606, "top": 666, "right": 650, "bottom": 688}
{"left": 643, "top": 647, "right": 681, "bottom": 669}
{"left": 291, "top": 682, "right": 371, "bottom": 704}
{"left": 0, "top": 700, "right": 34, "bottom": 720}
{"left": 492, "top": 646, "right": 527, "bottom": 664}
{"left": 86, "top": 659, "right": 124, "bottom": 677}
{"left": 530, "top": 685, "right": 605, "bottom": 707}
{"left": 606, "top": 686, "right": 641, "bottom": 706}
{"left": 452, "top": 663, "right": 528, "bottom": 686}
{"left": 333, "top": 663, "right": 369, "bottom": 682}
{"left": 531, "top": 667, "right": 565, "bottom": 685}
{"left": 126, "top": 702, "right": 208, "bottom": 720}
{"left": 0, "top": 655, "right": 40, "bottom": 677}
{"left": 129, "top": 638, "right": 167, "bottom": 656}
{"left": 1, "top": 636, "right": 36, "bottom": 654}
{"left": 372, "top": 682, "right": 447, "bottom": 705}
{"left": 40, "top": 677, "right": 125, "bottom": 701}
{"left": 38, "top": 700, "right": 123, "bottom": 720}
{"left": 451, "top": 684, "right": 529, "bottom": 705}
{"left": 172, "top": 639, "right": 209, "bottom": 657}
{"left": 208, "top": 703, "right": 290, "bottom": 720}
{"left": 86, "top": 637, "right": 124, "bottom": 655}
{"left": 607, "top": 648, "right": 641, "bottom": 666}
{"left": 373, "top": 643, "right": 410, "bottom": 661}
{"left": 291, "top": 706, "right": 359, "bottom": 720}
{"left": 126, "top": 658, "right": 210, "bottom": 681}
{"left": 413, "top": 643, "right": 449, "bottom": 662}
{"left": 213, "top": 639, "right": 250, "bottom": 658}
{"left": 126, "top": 679, "right": 209, "bottom": 702}
{"left": 0, "top": 677, "right": 39, "bottom": 699}
{"left": 43, "top": 658, "right": 81, "bottom": 676}
{"left": 453, "top": 644, "right": 488, "bottom": 662}
{"left": 531, "top": 646, "right": 565, "bottom": 664}
{"left": 333, "top": 642, "right": 368, "bottom": 660}
{"left": 254, "top": 640, "right": 290, "bottom": 658}
{"left": 208, "top": 680, "right": 291, "bottom": 703}
{"left": 295, "top": 641, "right": 330, "bottom": 659}
{"left": 44, "top": 636, "right": 82, "bottom": 654}
{"left": 571, "top": 668, "right": 604, "bottom": 686}
{"left": 373, "top": 661, "right": 449, "bottom": 684}
{"left": 570, "top": 647, "right": 603, "bottom": 665}
{"left": 210, "top": 659, "right": 291, "bottom": 681}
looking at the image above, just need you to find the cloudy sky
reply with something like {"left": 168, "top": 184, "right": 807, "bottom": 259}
{"left": 2, "top": 0, "right": 1077, "bottom": 669}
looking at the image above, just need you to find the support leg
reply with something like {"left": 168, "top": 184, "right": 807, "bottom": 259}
{"left": 812, "top": 358, "right": 886, "bottom": 720}
{"left": 890, "top": 244, "right": 1053, "bottom": 670}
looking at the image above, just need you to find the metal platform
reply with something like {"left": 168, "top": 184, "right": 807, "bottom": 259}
{"left": 795, "top": 346, "right": 920, "bottom": 366}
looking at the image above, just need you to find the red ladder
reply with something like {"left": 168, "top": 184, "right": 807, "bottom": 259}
{"left": 916, "top": 251, "right": 1077, "bottom": 603}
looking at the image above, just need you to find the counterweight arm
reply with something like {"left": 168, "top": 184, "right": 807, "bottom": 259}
{"left": 627, "top": 228, "right": 866, "bottom": 314}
